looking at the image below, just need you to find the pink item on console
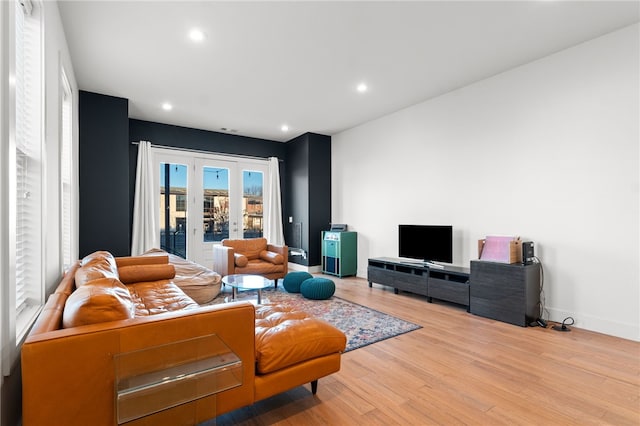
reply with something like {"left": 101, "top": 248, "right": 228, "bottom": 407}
{"left": 478, "top": 236, "right": 522, "bottom": 264}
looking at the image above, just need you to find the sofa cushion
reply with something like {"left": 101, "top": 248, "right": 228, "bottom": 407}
{"left": 118, "top": 264, "right": 176, "bottom": 284}
{"left": 235, "top": 260, "right": 284, "bottom": 276}
{"left": 75, "top": 251, "right": 119, "bottom": 287}
{"left": 259, "top": 251, "right": 284, "bottom": 265}
{"left": 254, "top": 305, "right": 347, "bottom": 374}
{"left": 223, "top": 238, "right": 267, "bottom": 260}
{"left": 234, "top": 253, "right": 249, "bottom": 267}
{"left": 127, "top": 281, "right": 199, "bottom": 316}
{"left": 80, "top": 250, "right": 117, "bottom": 267}
{"left": 62, "top": 277, "right": 135, "bottom": 328}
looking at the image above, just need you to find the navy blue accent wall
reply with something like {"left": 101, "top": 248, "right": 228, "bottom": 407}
{"left": 79, "top": 91, "right": 330, "bottom": 261}
{"left": 79, "top": 91, "right": 130, "bottom": 257}
{"left": 308, "top": 134, "right": 332, "bottom": 264}
{"left": 129, "top": 119, "right": 287, "bottom": 158}
{"left": 285, "top": 133, "right": 331, "bottom": 266}
{"left": 285, "top": 134, "right": 309, "bottom": 264}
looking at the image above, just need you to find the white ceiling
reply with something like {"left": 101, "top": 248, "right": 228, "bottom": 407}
{"left": 57, "top": 1, "right": 639, "bottom": 142}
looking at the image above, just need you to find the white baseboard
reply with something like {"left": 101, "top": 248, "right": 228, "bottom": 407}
{"left": 287, "top": 262, "right": 322, "bottom": 274}
{"left": 546, "top": 307, "right": 639, "bottom": 342}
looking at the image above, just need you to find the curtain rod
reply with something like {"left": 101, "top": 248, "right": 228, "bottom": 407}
{"left": 131, "top": 141, "right": 283, "bottom": 162}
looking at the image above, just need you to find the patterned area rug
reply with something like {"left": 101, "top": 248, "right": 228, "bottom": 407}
{"left": 209, "top": 286, "right": 422, "bottom": 352}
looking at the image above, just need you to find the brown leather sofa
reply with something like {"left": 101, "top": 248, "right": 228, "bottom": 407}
{"left": 21, "top": 250, "right": 346, "bottom": 425}
{"left": 213, "top": 238, "right": 288, "bottom": 282}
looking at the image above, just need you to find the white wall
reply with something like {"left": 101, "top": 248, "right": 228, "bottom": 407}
{"left": 332, "top": 24, "right": 639, "bottom": 341}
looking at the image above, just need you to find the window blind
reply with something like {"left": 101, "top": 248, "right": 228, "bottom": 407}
{"left": 61, "top": 71, "right": 73, "bottom": 269}
{"left": 14, "top": 0, "right": 43, "bottom": 333}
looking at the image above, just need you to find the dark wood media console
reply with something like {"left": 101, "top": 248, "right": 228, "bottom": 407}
{"left": 368, "top": 257, "right": 543, "bottom": 327}
{"left": 367, "top": 257, "right": 470, "bottom": 308}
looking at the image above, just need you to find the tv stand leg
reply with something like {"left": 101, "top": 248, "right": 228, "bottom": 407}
{"left": 368, "top": 281, "right": 372, "bottom": 288}
{"left": 427, "top": 297, "right": 433, "bottom": 303}
{"left": 394, "top": 288, "right": 399, "bottom": 294}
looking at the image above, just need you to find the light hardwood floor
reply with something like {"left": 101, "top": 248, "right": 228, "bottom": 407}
{"left": 216, "top": 275, "right": 640, "bottom": 425}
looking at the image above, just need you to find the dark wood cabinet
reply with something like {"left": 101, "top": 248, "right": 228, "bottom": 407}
{"left": 469, "top": 261, "right": 541, "bottom": 327}
{"left": 368, "top": 258, "right": 541, "bottom": 326}
{"left": 428, "top": 268, "right": 471, "bottom": 307}
{"left": 367, "top": 258, "right": 470, "bottom": 306}
{"left": 368, "top": 258, "right": 429, "bottom": 296}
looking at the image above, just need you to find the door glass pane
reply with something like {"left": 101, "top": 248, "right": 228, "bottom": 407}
{"left": 160, "top": 163, "right": 187, "bottom": 258}
{"left": 243, "top": 170, "right": 263, "bottom": 238}
{"left": 203, "top": 167, "right": 230, "bottom": 242}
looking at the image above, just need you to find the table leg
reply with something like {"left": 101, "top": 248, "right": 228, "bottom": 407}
{"left": 232, "top": 287, "right": 237, "bottom": 300}
{"left": 257, "top": 289, "right": 262, "bottom": 305}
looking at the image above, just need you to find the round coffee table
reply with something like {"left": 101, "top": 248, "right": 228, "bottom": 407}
{"left": 222, "top": 274, "right": 272, "bottom": 304}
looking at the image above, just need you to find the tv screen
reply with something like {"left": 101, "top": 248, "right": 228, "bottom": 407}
{"left": 399, "top": 225, "right": 453, "bottom": 264}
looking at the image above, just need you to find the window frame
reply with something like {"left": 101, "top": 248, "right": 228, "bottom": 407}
{"left": 2, "top": 0, "right": 45, "bottom": 375}
{"left": 60, "top": 65, "right": 74, "bottom": 271}
{"left": 0, "top": 0, "right": 10, "bottom": 379}
{"left": 13, "top": 0, "right": 44, "bottom": 343}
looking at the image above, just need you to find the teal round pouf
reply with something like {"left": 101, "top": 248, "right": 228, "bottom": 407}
{"left": 300, "top": 277, "right": 336, "bottom": 300}
{"left": 283, "top": 271, "right": 313, "bottom": 293}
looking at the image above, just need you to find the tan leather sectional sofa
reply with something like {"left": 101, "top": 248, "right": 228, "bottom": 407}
{"left": 21, "top": 251, "right": 346, "bottom": 425}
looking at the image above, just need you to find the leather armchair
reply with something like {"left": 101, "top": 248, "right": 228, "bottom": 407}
{"left": 213, "top": 238, "right": 288, "bottom": 282}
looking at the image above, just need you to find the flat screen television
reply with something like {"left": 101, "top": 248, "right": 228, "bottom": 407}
{"left": 398, "top": 224, "right": 453, "bottom": 264}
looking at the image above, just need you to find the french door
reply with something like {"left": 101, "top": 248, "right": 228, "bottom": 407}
{"left": 154, "top": 149, "right": 268, "bottom": 267}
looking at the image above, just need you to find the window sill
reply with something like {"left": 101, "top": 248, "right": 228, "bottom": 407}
{"left": 16, "top": 304, "right": 43, "bottom": 344}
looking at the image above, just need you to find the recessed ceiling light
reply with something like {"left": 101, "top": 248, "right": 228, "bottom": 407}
{"left": 281, "top": 124, "right": 289, "bottom": 132}
{"left": 357, "top": 83, "right": 368, "bottom": 93}
{"left": 162, "top": 102, "right": 173, "bottom": 111}
{"left": 189, "top": 28, "right": 205, "bottom": 42}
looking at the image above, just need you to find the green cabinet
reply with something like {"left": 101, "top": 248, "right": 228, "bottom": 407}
{"left": 322, "top": 231, "right": 357, "bottom": 277}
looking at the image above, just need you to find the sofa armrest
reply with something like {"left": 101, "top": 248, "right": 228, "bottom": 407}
{"left": 259, "top": 251, "right": 283, "bottom": 265}
{"left": 267, "top": 244, "right": 288, "bottom": 258}
{"left": 267, "top": 244, "right": 288, "bottom": 276}
{"left": 29, "top": 262, "right": 79, "bottom": 336}
{"left": 213, "top": 245, "right": 235, "bottom": 276}
{"left": 22, "top": 302, "right": 256, "bottom": 425}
